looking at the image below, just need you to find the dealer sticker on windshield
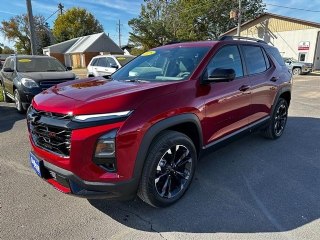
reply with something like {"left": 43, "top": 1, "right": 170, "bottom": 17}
{"left": 141, "top": 51, "right": 156, "bottom": 56}
{"left": 18, "top": 59, "right": 32, "bottom": 63}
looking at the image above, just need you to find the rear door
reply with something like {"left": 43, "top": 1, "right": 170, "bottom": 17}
{"left": 240, "top": 44, "right": 276, "bottom": 122}
{"left": 203, "top": 45, "right": 252, "bottom": 144}
{"left": 2, "top": 58, "right": 16, "bottom": 95}
{"left": 95, "top": 57, "right": 108, "bottom": 76}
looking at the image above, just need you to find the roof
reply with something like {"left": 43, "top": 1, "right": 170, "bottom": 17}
{"left": 222, "top": 12, "right": 320, "bottom": 36}
{"left": 43, "top": 38, "right": 80, "bottom": 53}
{"left": 43, "top": 32, "right": 123, "bottom": 54}
{"left": 65, "top": 32, "right": 123, "bottom": 54}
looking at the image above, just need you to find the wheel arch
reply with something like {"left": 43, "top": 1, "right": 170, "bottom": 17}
{"left": 133, "top": 113, "right": 203, "bottom": 179}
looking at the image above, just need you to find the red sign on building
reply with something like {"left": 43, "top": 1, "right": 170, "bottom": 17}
{"left": 298, "top": 41, "right": 310, "bottom": 51}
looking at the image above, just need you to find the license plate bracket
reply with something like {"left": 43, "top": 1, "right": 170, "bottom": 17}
{"left": 29, "top": 152, "right": 43, "bottom": 177}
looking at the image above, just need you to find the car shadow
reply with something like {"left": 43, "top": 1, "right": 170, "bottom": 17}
{"left": 0, "top": 103, "right": 26, "bottom": 133}
{"left": 89, "top": 116, "right": 320, "bottom": 233}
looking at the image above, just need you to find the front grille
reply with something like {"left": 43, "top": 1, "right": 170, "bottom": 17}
{"left": 28, "top": 107, "right": 72, "bottom": 157}
{"left": 39, "top": 79, "right": 74, "bottom": 90}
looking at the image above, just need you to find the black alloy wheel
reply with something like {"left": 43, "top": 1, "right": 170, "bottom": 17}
{"left": 261, "top": 98, "right": 288, "bottom": 139}
{"left": 274, "top": 101, "right": 288, "bottom": 137}
{"left": 138, "top": 130, "right": 197, "bottom": 208}
{"left": 154, "top": 144, "right": 192, "bottom": 199}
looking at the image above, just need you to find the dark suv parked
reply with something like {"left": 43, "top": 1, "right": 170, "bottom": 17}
{"left": 0, "top": 55, "right": 76, "bottom": 112}
{"left": 27, "top": 36, "right": 291, "bottom": 207}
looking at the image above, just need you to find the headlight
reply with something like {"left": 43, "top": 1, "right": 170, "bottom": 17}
{"left": 73, "top": 110, "right": 132, "bottom": 122}
{"left": 94, "top": 129, "right": 117, "bottom": 172}
{"left": 21, "top": 78, "right": 38, "bottom": 88}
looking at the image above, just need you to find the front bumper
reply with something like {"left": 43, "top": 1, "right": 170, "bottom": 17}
{"left": 32, "top": 151, "right": 139, "bottom": 200}
{"left": 301, "top": 66, "right": 312, "bottom": 74}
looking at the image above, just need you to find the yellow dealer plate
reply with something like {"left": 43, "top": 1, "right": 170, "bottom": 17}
{"left": 18, "top": 59, "right": 32, "bottom": 63}
{"left": 141, "top": 51, "right": 156, "bottom": 56}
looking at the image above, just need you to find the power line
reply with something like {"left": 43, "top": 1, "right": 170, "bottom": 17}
{"left": 45, "top": 9, "right": 59, "bottom": 22}
{"left": 266, "top": 3, "right": 320, "bottom": 13}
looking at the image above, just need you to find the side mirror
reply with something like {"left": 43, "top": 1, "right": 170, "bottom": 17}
{"left": 110, "top": 64, "right": 119, "bottom": 69}
{"left": 3, "top": 67, "right": 14, "bottom": 73}
{"left": 66, "top": 66, "right": 72, "bottom": 71}
{"left": 204, "top": 68, "right": 235, "bottom": 83}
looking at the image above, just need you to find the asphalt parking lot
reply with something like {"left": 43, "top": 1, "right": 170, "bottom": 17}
{"left": 1, "top": 74, "right": 319, "bottom": 240}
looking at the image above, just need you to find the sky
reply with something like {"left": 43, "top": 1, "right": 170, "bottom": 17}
{"left": 0, "top": 0, "right": 319, "bottom": 49}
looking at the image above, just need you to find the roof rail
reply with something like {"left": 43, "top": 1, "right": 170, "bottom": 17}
{"left": 219, "top": 35, "right": 267, "bottom": 44}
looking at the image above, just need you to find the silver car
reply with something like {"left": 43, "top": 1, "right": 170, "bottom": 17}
{"left": 283, "top": 57, "right": 313, "bottom": 75}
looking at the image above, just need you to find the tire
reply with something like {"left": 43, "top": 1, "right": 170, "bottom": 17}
{"left": 14, "top": 89, "right": 26, "bottom": 113}
{"left": 261, "top": 98, "right": 288, "bottom": 139}
{"left": 292, "top": 67, "right": 301, "bottom": 75}
{"left": 138, "top": 130, "right": 197, "bottom": 208}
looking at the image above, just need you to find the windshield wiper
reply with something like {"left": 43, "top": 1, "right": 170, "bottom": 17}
{"left": 124, "top": 79, "right": 150, "bottom": 83}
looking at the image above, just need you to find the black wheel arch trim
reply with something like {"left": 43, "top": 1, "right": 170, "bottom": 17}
{"left": 271, "top": 86, "right": 291, "bottom": 113}
{"left": 132, "top": 113, "right": 203, "bottom": 180}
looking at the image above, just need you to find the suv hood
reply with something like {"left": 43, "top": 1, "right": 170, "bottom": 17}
{"left": 32, "top": 77, "right": 178, "bottom": 115}
{"left": 19, "top": 71, "right": 76, "bottom": 82}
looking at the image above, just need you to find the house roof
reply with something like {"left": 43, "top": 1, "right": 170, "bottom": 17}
{"left": 221, "top": 12, "right": 320, "bottom": 36}
{"left": 44, "top": 32, "right": 123, "bottom": 54}
{"left": 43, "top": 38, "right": 80, "bottom": 53}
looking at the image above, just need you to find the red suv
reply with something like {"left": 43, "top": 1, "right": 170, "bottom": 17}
{"left": 27, "top": 36, "right": 292, "bottom": 207}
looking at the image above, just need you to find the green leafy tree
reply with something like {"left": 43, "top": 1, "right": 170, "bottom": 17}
{"left": 129, "top": 0, "right": 265, "bottom": 50}
{"left": 0, "top": 14, "right": 52, "bottom": 54}
{"left": 129, "top": 0, "right": 177, "bottom": 50}
{"left": 53, "top": 7, "right": 103, "bottom": 43}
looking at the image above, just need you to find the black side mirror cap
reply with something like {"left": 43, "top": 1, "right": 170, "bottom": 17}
{"left": 66, "top": 66, "right": 72, "bottom": 71}
{"left": 3, "top": 67, "right": 14, "bottom": 73}
{"left": 203, "top": 68, "right": 236, "bottom": 83}
{"left": 110, "top": 64, "right": 119, "bottom": 69}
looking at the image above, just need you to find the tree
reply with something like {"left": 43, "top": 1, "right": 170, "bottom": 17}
{"left": 129, "top": 0, "right": 265, "bottom": 50}
{"left": 129, "top": 0, "right": 177, "bottom": 50}
{"left": 0, "top": 14, "right": 53, "bottom": 54}
{"left": 53, "top": 7, "right": 103, "bottom": 43}
{"left": 0, "top": 45, "right": 15, "bottom": 54}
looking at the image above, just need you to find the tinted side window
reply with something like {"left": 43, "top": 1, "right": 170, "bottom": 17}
{"left": 262, "top": 49, "right": 271, "bottom": 69}
{"left": 242, "top": 46, "right": 267, "bottom": 75}
{"left": 3, "top": 58, "right": 13, "bottom": 69}
{"left": 265, "top": 47, "right": 285, "bottom": 66}
{"left": 91, "top": 58, "right": 98, "bottom": 66}
{"left": 207, "top": 45, "right": 243, "bottom": 78}
{"left": 107, "top": 57, "right": 117, "bottom": 67}
{"left": 97, "top": 57, "right": 107, "bottom": 67}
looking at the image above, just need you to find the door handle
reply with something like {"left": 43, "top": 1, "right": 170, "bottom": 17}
{"left": 270, "top": 77, "right": 279, "bottom": 82}
{"left": 239, "top": 85, "right": 250, "bottom": 92}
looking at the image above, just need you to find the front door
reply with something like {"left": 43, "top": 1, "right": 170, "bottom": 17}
{"left": 2, "top": 58, "right": 15, "bottom": 95}
{"left": 202, "top": 45, "right": 251, "bottom": 144}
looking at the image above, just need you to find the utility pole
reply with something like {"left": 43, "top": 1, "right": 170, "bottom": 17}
{"left": 26, "top": 0, "right": 37, "bottom": 55}
{"left": 116, "top": 19, "right": 122, "bottom": 47}
{"left": 58, "top": 3, "right": 64, "bottom": 15}
{"left": 236, "top": 0, "right": 242, "bottom": 36}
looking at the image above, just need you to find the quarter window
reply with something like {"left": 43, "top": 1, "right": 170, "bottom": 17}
{"left": 207, "top": 45, "right": 243, "bottom": 78}
{"left": 91, "top": 58, "right": 98, "bottom": 66}
{"left": 242, "top": 45, "right": 267, "bottom": 74}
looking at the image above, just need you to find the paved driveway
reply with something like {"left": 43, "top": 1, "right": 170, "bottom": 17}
{"left": 1, "top": 75, "right": 319, "bottom": 240}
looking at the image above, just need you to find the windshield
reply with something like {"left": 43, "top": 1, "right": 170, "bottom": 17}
{"left": 112, "top": 46, "right": 210, "bottom": 82}
{"left": 16, "top": 57, "right": 67, "bottom": 72}
{"left": 115, "top": 56, "right": 135, "bottom": 66}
